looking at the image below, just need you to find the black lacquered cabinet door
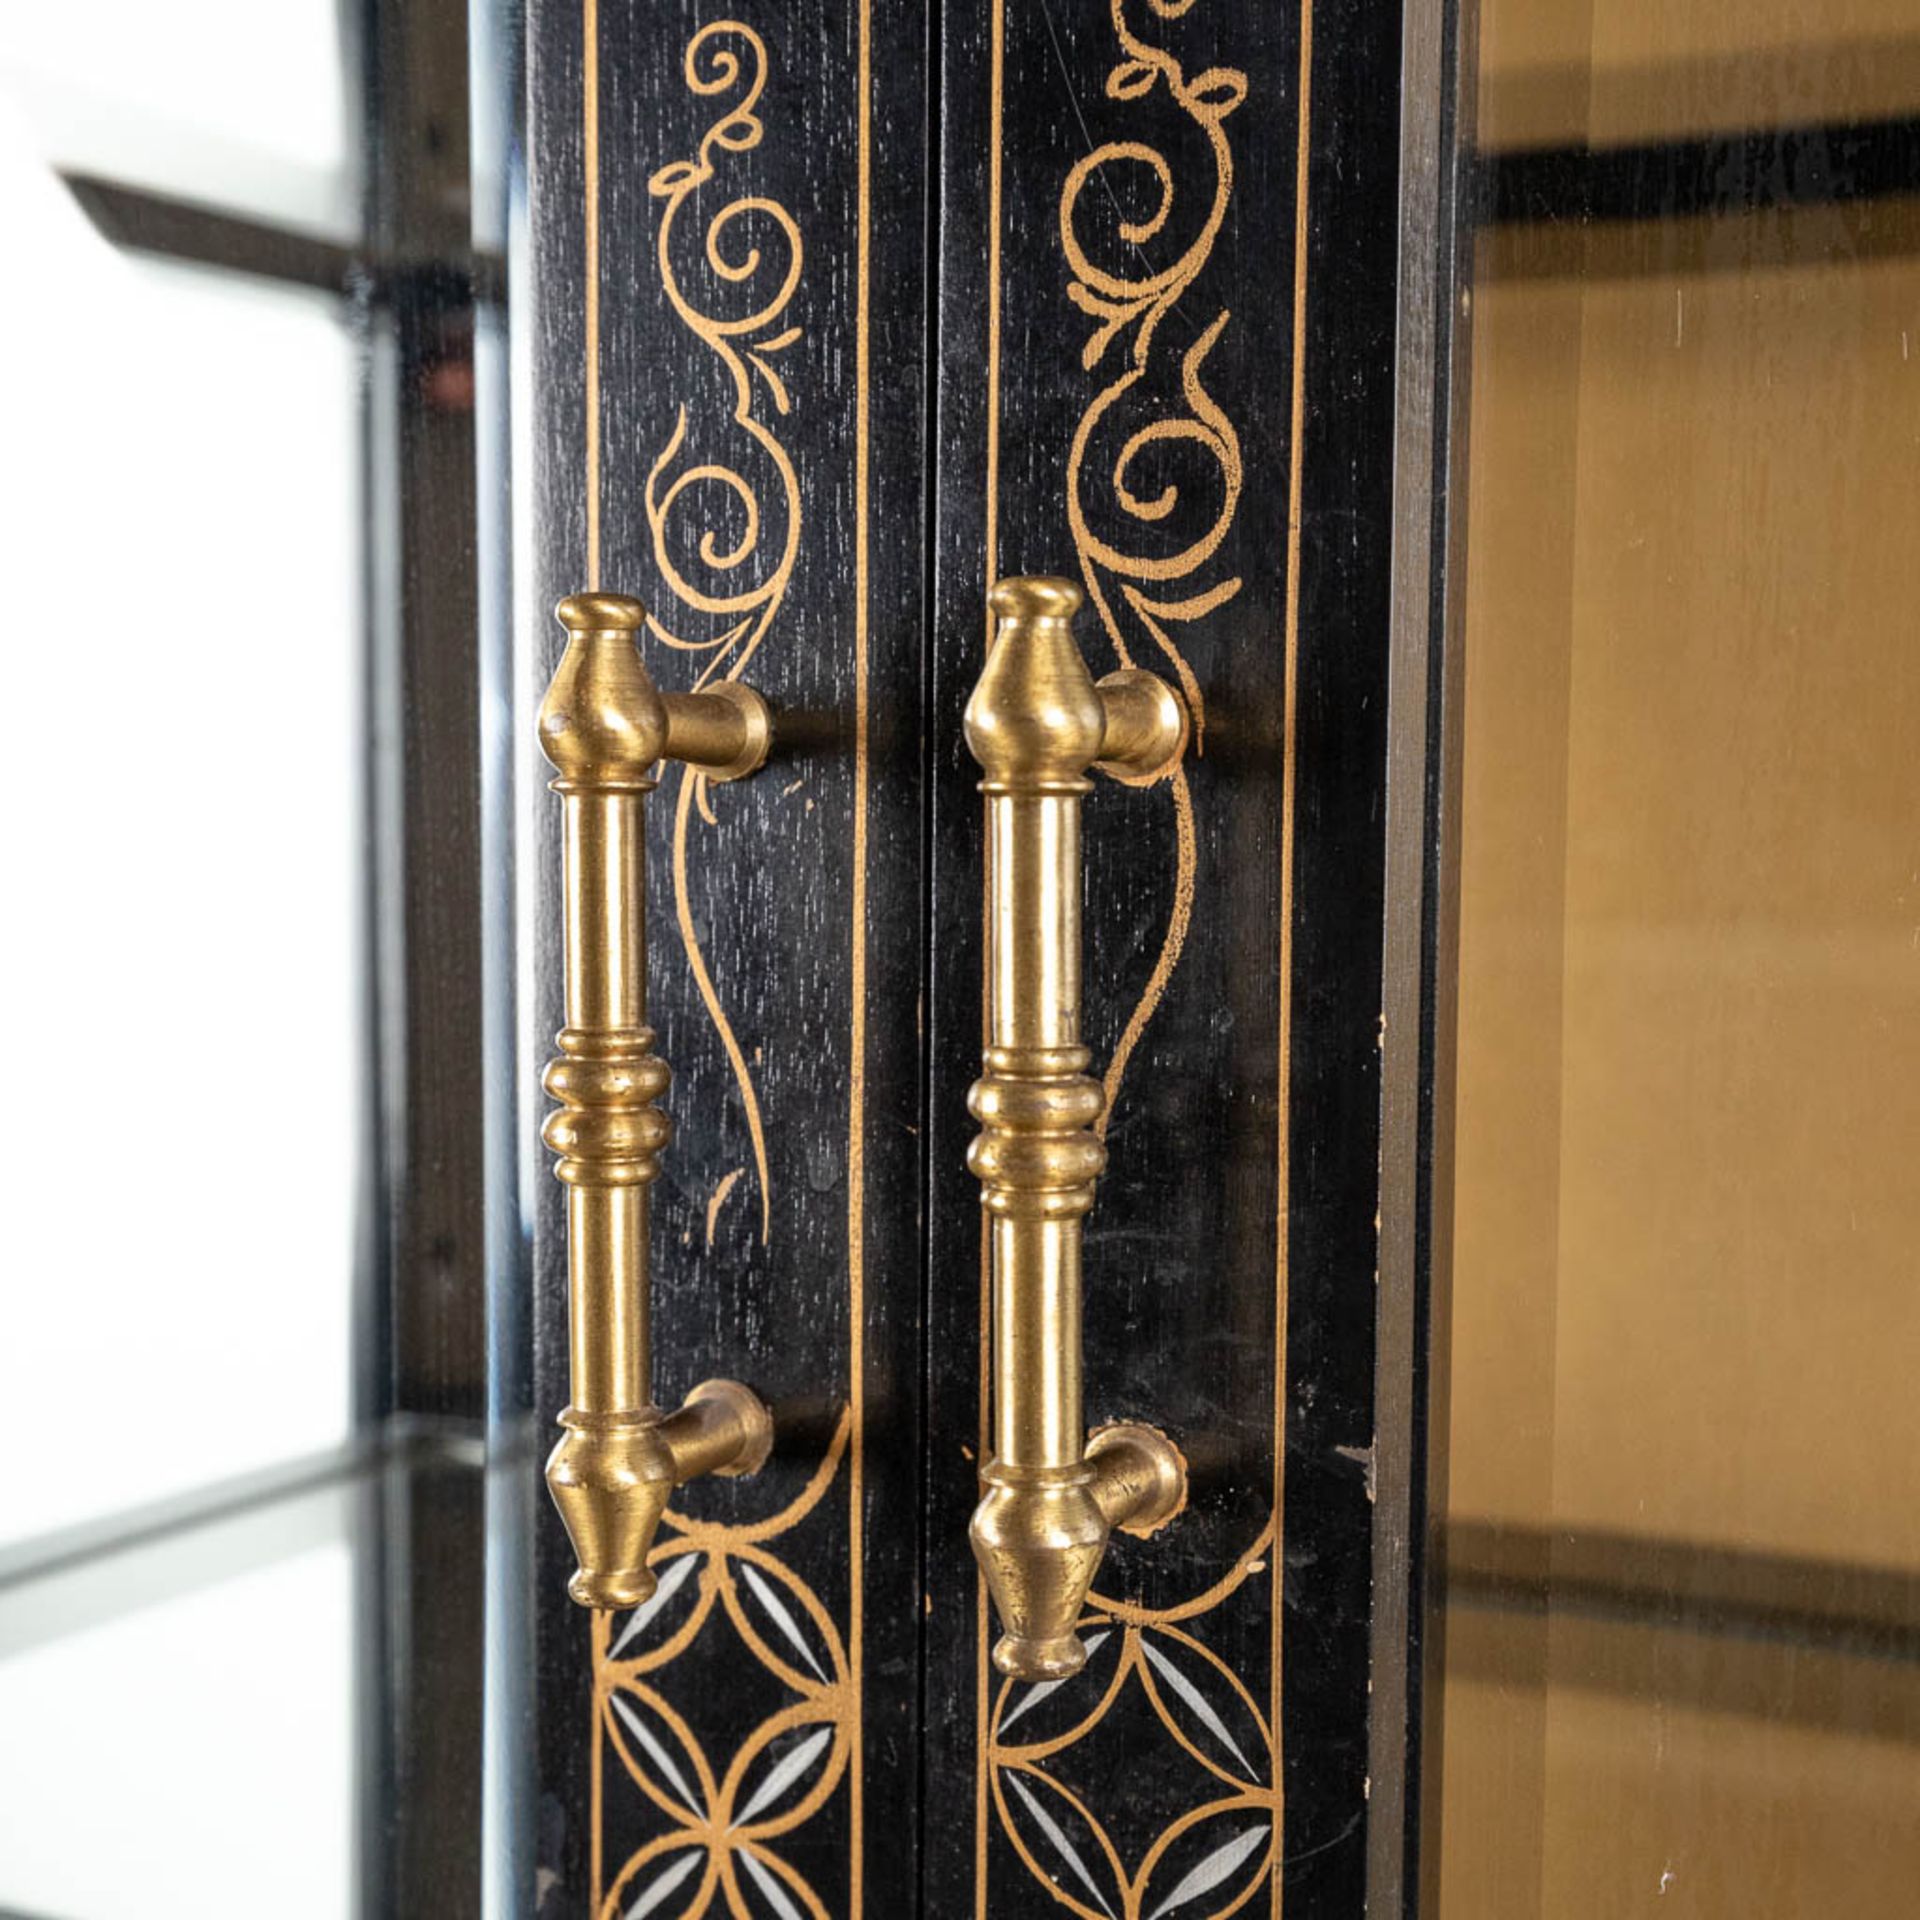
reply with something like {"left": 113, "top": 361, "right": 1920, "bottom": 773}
{"left": 525, "top": 4, "right": 929, "bottom": 1913}
{"left": 521, "top": 1, "right": 1460, "bottom": 1914}
{"left": 921, "top": 0, "right": 1426, "bottom": 1912}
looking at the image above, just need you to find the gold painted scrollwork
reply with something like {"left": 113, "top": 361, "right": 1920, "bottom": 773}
{"left": 643, "top": 19, "right": 805, "bottom": 1242}
{"left": 1059, "top": 0, "right": 1247, "bottom": 1129}
{"left": 645, "top": 20, "right": 803, "bottom": 670}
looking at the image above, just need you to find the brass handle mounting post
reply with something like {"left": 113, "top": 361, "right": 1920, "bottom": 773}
{"left": 538, "top": 591, "right": 775, "bottom": 1608}
{"left": 965, "top": 575, "right": 1190, "bottom": 1680}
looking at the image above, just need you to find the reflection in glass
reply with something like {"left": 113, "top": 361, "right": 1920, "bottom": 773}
{"left": 0, "top": 1536, "right": 354, "bottom": 1919}
{"left": 0, "top": 0, "right": 350, "bottom": 233}
{"left": 0, "top": 91, "right": 357, "bottom": 1545}
{"left": 1441, "top": 7, "right": 1920, "bottom": 1915}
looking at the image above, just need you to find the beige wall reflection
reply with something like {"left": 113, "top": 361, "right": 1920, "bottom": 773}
{"left": 1444, "top": 6, "right": 1920, "bottom": 1912}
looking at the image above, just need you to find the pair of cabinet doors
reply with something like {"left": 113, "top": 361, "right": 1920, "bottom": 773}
{"left": 520, "top": 1, "right": 1456, "bottom": 1915}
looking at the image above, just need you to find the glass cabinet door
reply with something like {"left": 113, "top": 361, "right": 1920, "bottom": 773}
{"left": 0, "top": 9, "right": 360, "bottom": 1916}
{"left": 1434, "top": 4, "right": 1920, "bottom": 1913}
{"left": 0, "top": 1, "right": 504, "bottom": 1912}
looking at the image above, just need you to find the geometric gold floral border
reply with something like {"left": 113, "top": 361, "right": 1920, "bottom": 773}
{"left": 987, "top": 1526, "right": 1279, "bottom": 1920}
{"left": 594, "top": 1420, "right": 854, "bottom": 1919}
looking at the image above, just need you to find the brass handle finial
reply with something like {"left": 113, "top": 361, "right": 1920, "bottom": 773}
{"left": 965, "top": 575, "right": 1189, "bottom": 1680}
{"left": 539, "top": 591, "right": 774, "bottom": 1609}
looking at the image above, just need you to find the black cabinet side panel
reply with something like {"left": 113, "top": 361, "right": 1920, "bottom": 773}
{"left": 1284, "top": 0, "right": 1404, "bottom": 1907}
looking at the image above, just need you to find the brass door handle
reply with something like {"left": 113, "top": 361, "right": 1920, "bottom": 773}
{"left": 965, "top": 576, "right": 1190, "bottom": 1680}
{"left": 537, "top": 591, "right": 775, "bottom": 1608}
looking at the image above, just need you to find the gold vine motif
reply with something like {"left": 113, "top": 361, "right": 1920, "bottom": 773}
{"left": 987, "top": 7, "right": 1268, "bottom": 1913}
{"left": 1059, "top": 0, "right": 1246, "bottom": 1132}
{"left": 643, "top": 18, "right": 805, "bottom": 1241}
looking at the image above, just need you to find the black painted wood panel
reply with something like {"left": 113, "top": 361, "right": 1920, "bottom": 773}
{"left": 926, "top": 3, "right": 1404, "bottom": 1916}
{"left": 526, "top": 1, "right": 927, "bottom": 1912}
